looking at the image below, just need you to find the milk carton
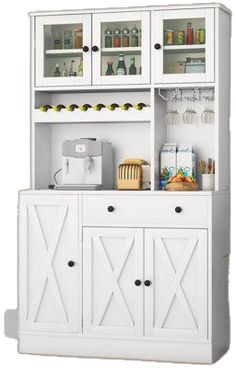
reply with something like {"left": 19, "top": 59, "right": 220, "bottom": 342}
{"left": 177, "top": 143, "right": 196, "bottom": 179}
{"left": 160, "top": 143, "right": 177, "bottom": 189}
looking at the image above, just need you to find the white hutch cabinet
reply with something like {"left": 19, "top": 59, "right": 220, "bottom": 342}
{"left": 5, "top": 3, "right": 231, "bottom": 365}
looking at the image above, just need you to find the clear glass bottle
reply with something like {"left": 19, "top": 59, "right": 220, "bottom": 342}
{"left": 62, "top": 62, "right": 68, "bottom": 77}
{"left": 54, "top": 64, "right": 61, "bottom": 77}
{"left": 78, "top": 57, "right": 83, "bottom": 76}
{"left": 129, "top": 56, "right": 137, "bottom": 75}
{"left": 116, "top": 54, "right": 127, "bottom": 75}
{"left": 131, "top": 25, "right": 139, "bottom": 47}
{"left": 74, "top": 28, "right": 83, "bottom": 49}
{"left": 122, "top": 26, "right": 130, "bottom": 47}
{"left": 64, "top": 31, "right": 73, "bottom": 49}
{"left": 69, "top": 60, "right": 77, "bottom": 76}
{"left": 104, "top": 27, "right": 113, "bottom": 48}
{"left": 105, "top": 61, "right": 115, "bottom": 76}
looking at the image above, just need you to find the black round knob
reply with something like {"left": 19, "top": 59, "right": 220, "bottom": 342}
{"left": 134, "top": 280, "right": 142, "bottom": 286}
{"left": 82, "top": 45, "right": 89, "bottom": 52}
{"left": 68, "top": 260, "right": 75, "bottom": 267}
{"left": 92, "top": 45, "right": 99, "bottom": 52}
{"left": 144, "top": 280, "right": 151, "bottom": 287}
{"left": 175, "top": 206, "right": 182, "bottom": 213}
{"left": 107, "top": 206, "right": 115, "bottom": 212}
{"left": 154, "top": 43, "right": 161, "bottom": 50}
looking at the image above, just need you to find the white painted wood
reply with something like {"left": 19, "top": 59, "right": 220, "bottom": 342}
{"left": 211, "top": 193, "right": 230, "bottom": 348}
{"left": 33, "top": 107, "right": 151, "bottom": 123}
{"left": 82, "top": 194, "right": 209, "bottom": 227}
{"left": 145, "top": 228, "right": 208, "bottom": 340}
{"left": 9, "top": 3, "right": 232, "bottom": 365}
{"left": 18, "top": 333, "right": 214, "bottom": 363}
{"left": 83, "top": 227, "right": 143, "bottom": 336}
{"left": 214, "top": 8, "right": 231, "bottom": 191}
{"left": 19, "top": 194, "right": 81, "bottom": 333}
{"left": 152, "top": 8, "right": 215, "bottom": 84}
{"left": 92, "top": 11, "right": 150, "bottom": 85}
{"left": 29, "top": 3, "right": 231, "bottom": 17}
{"left": 35, "top": 14, "right": 91, "bottom": 87}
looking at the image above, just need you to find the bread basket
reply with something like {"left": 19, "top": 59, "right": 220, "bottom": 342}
{"left": 117, "top": 164, "right": 142, "bottom": 190}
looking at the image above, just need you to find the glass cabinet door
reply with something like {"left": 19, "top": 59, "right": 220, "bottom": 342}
{"left": 35, "top": 15, "right": 91, "bottom": 87}
{"left": 92, "top": 12, "right": 150, "bottom": 85}
{"left": 152, "top": 9, "right": 214, "bottom": 84}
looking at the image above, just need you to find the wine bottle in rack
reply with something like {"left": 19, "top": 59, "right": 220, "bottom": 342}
{"left": 93, "top": 104, "right": 106, "bottom": 111}
{"left": 52, "top": 104, "right": 66, "bottom": 112}
{"left": 79, "top": 104, "right": 92, "bottom": 111}
{"left": 107, "top": 103, "right": 119, "bottom": 111}
{"left": 133, "top": 103, "right": 147, "bottom": 110}
{"left": 66, "top": 104, "right": 79, "bottom": 111}
{"left": 120, "top": 103, "right": 133, "bottom": 111}
{"left": 39, "top": 105, "right": 52, "bottom": 112}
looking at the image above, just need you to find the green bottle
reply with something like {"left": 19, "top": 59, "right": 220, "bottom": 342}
{"left": 79, "top": 104, "right": 92, "bottom": 111}
{"left": 107, "top": 103, "right": 119, "bottom": 111}
{"left": 129, "top": 56, "right": 137, "bottom": 75}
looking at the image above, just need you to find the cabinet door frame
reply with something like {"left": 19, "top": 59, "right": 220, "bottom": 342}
{"left": 92, "top": 11, "right": 150, "bottom": 85}
{"left": 152, "top": 8, "right": 215, "bottom": 84}
{"left": 35, "top": 14, "right": 91, "bottom": 87}
{"left": 83, "top": 227, "right": 144, "bottom": 336}
{"left": 19, "top": 194, "right": 81, "bottom": 333}
{"left": 144, "top": 228, "right": 208, "bottom": 340}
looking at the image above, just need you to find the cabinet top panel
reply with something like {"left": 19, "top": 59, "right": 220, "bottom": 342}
{"left": 29, "top": 3, "right": 231, "bottom": 17}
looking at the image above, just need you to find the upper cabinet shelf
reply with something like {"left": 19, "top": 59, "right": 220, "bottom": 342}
{"left": 34, "top": 8, "right": 215, "bottom": 88}
{"left": 45, "top": 48, "right": 83, "bottom": 56}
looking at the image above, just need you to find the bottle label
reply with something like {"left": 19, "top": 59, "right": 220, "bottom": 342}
{"left": 116, "top": 69, "right": 125, "bottom": 75}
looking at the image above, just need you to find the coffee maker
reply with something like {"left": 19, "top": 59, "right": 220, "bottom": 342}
{"left": 57, "top": 138, "right": 113, "bottom": 190}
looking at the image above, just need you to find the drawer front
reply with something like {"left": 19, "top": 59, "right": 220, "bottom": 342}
{"left": 82, "top": 195, "right": 209, "bottom": 227}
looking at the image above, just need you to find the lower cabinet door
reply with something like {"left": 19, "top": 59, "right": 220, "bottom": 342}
{"left": 19, "top": 194, "right": 80, "bottom": 333}
{"left": 83, "top": 227, "right": 144, "bottom": 336}
{"left": 145, "top": 228, "right": 208, "bottom": 340}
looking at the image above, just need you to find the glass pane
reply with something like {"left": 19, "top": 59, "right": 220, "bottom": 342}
{"left": 100, "top": 20, "right": 142, "bottom": 77}
{"left": 44, "top": 24, "right": 84, "bottom": 78}
{"left": 163, "top": 18, "right": 206, "bottom": 75}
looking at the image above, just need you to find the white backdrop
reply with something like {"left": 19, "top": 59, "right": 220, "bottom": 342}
{"left": 0, "top": 0, "right": 235, "bottom": 367}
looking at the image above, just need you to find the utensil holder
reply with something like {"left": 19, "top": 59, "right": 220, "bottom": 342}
{"left": 202, "top": 174, "right": 215, "bottom": 191}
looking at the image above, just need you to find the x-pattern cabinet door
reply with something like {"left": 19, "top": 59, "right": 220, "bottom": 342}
{"left": 145, "top": 228, "right": 208, "bottom": 340}
{"left": 19, "top": 194, "right": 80, "bottom": 333}
{"left": 83, "top": 227, "right": 144, "bottom": 336}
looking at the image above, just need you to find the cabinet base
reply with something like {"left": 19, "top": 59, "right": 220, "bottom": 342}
{"left": 18, "top": 333, "right": 229, "bottom": 364}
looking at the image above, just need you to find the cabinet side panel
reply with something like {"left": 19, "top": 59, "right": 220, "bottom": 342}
{"left": 215, "top": 9, "right": 231, "bottom": 191}
{"left": 211, "top": 194, "right": 230, "bottom": 352}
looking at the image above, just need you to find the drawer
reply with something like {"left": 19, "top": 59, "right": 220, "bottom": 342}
{"left": 82, "top": 195, "right": 209, "bottom": 227}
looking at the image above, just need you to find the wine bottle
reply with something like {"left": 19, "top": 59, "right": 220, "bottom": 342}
{"left": 129, "top": 56, "right": 137, "bottom": 75}
{"left": 54, "top": 64, "right": 61, "bottom": 77}
{"left": 93, "top": 104, "right": 106, "bottom": 111}
{"left": 39, "top": 105, "right": 52, "bottom": 112}
{"left": 120, "top": 103, "right": 133, "bottom": 111}
{"left": 66, "top": 104, "right": 79, "bottom": 111}
{"left": 79, "top": 104, "right": 92, "bottom": 111}
{"left": 62, "top": 62, "right": 68, "bottom": 77}
{"left": 116, "top": 54, "right": 127, "bottom": 75}
{"left": 107, "top": 103, "right": 119, "bottom": 111}
{"left": 52, "top": 104, "right": 66, "bottom": 112}
{"left": 69, "top": 60, "right": 77, "bottom": 77}
{"left": 133, "top": 103, "right": 146, "bottom": 110}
